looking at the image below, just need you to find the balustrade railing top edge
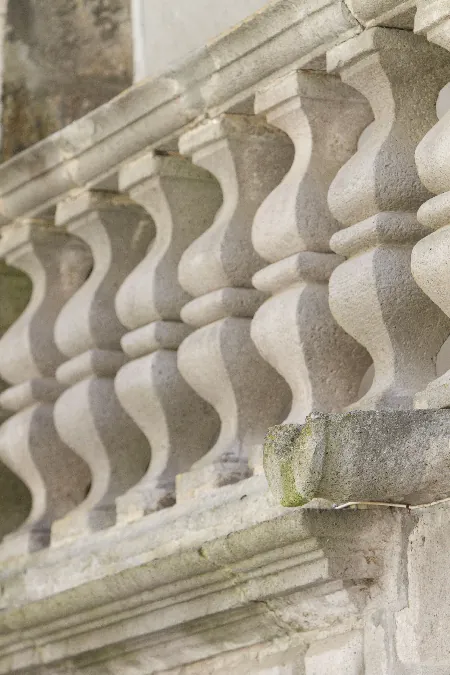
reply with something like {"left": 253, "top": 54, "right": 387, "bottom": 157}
{"left": 0, "top": 0, "right": 399, "bottom": 226}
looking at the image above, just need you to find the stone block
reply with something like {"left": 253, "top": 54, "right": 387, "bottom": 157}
{"left": 304, "top": 631, "right": 364, "bottom": 674}
{"left": 264, "top": 410, "right": 450, "bottom": 506}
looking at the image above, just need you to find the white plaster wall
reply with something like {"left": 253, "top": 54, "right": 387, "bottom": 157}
{"left": 132, "top": 0, "right": 271, "bottom": 81}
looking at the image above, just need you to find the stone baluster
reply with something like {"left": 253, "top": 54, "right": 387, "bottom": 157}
{"left": 326, "top": 28, "right": 450, "bottom": 410}
{"left": 0, "top": 219, "right": 92, "bottom": 556}
{"left": 176, "top": 114, "right": 293, "bottom": 495}
{"left": 52, "top": 192, "right": 153, "bottom": 541}
{"left": 114, "top": 152, "right": 221, "bottom": 521}
{"left": 411, "top": 1, "right": 450, "bottom": 409}
{"left": 251, "top": 71, "right": 373, "bottom": 424}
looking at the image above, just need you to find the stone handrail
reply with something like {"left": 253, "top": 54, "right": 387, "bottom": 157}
{"left": 0, "top": 0, "right": 405, "bottom": 224}
{"left": 0, "top": 0, "right": 444, "bottom": 560}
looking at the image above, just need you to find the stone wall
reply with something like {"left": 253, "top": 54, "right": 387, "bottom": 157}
{"left": 2, "top": 0, "right": 132, "bottom": 160}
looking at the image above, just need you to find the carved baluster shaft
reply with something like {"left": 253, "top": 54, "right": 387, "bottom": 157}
{"left": 251, "top": 71, "right": 372, "bottom": 424}
{"left": 52, "top": 192, "right": 153, "bottom": 541}
{"left": 114, "top": 153, "right": 221, "bottom": 521}
{"left": 326, "top": 28, "right": 450, "bottom": 410}
{"left": 0, "top": 220, "right": 92, "bottom": 557}
{"left": 411, "top": 2, "right": 450, "bottom": 408}
{"left": 176, "top": 115, "right": 293, "bottom": 496}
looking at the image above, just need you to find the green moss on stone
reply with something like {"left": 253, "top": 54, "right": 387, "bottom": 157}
{"left": 279, "top": 460, "right": 307, "bottom": 508}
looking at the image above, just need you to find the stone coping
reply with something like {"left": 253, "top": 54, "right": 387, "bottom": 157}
{"left": 0, "top": 0, "right": 411, "bottom": 225}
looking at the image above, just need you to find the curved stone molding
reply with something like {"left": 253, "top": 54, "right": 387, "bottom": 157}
{"left": 326, "top": 28, "right": 450, "bottom": 410}
{"left": 52, "top": 191, "right": 154, "bottom": 541}
{"left": 411, "top": 2, "right": 450, "bottom": 409}
{"left": 251, "top": 71, "right": 372, "bottom": 424}
{"left": 114, "top": 152, "right": 221, "bottom": 521}
{"left": 177, "top": 115, "right": 293, "bottom": 492}
{"left": 0, "top": 220, "right": 92, "bottom": 557}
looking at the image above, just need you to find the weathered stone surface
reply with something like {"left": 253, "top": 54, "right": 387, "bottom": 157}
{"left": 395, "top": 503, "right": 450, "bottom": 669}
{"left": 0, "top": 0, "right": 362, "bottom": 224}
{"left": 327, "top": 28, "right": 450, "bottom": 410}
{"left": 177, "top": 115, "right": 293, "bottom": 487}
{"left": 344, "top": 0, "right": 416, "bottom": 27}
{"left": 251, "top": 70, "right": 371, "bottom": 425}
{"left": 304, "top": 631, "right": 364, "bottom": 675}
{"left": 0, "top": 220, "right": 92, "bottom": 557}
{"left": 0, "top": 471, "right": 399, "bottom": 674}
{"left": 411, "top": 1, "right": 450, "bottom": 410}
{"left": 264, "top": 410, "right": 450, "bottom": 506}
{"left": 2, "top": 0, "right": 132, "bottom": 159}
{"left": 114, "top": 152, "right": 221, "bottom": 520}
{"left": 52, "top": 191, "right": 152, "bottom": 541}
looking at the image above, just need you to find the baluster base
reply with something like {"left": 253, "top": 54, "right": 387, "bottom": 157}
{"left": 415, "top": 371, "right": 450, "bottom": 410}
{"left": 0, "top": 527, "right": 50, "bottom": 561}
{"left": 116, "top": 483, "right": 176, "bottom": 526}
{"left": 176, "top": 461, "right": 251, "bottom": 503}
{"left": 51, "top": 506, "right": 117, "bottom": 546}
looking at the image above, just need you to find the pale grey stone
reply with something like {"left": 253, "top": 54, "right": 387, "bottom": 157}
{"left": 0, "top": 221, "right": 91, "bottom": 557}
{"left": 52, "top": 192, "right": 153, "bottom": 542}
{"left": 345, "top": 0, "right": 416, "bottom": 27}
{"left": 114, "top": 152, "right": 221, "bottom": 520}
{"left": 0, "top": 0, "right": 362, "bottom": 224}
{"left": 327, "top": 28, "right": 450, "bottom": 410}
{"left": 177, "top": 115, "right": 292, "bottom": 488}
{"left": 304, "top": 631, "right": 364, "bottom": 674}
{"left": 411, "top": 1, "right": 450, "bottom": 411}
{"left": 264, "top": 410, "right": 450, "bottom": 506}
{"left": 395, "top": 503, "right": 450, "bottom": 669}
{"left": 251, "top": 70, "right": 372, "bottom": 425}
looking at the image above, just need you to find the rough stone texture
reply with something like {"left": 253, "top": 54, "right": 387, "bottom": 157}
{"left": 114, "top": 152, "right": 221, "bottom": 520}
{"left": 2, "top": 0, "right": 132, "bottom": 160}
{"left": 0, "top": 472, "right": 403, "bottom": 673}
{"left": 0, "top": 221, "right": 92, "bottom": 558}
{"left": 264, "top": 410, "right": 450, "bottom": 506}
{"left": 177, "top": 115, "right": 293, "bottom": 486}
{"left": 251, "top": 70, "right": 372, "bottom": 425}
{"left": 395, "top": 503, "right": 450, "bottom": 669}
{"left": 1, "top": 2, "right": 450, "bottom": 674}
{"left": 345, "top": 0, "right": 416, "bottom": 27}
{"left": 0, "top": 0, "right": 363, "bottom": 225}
{"left": 52, "top": 192, "right": 153, "bottom": 542}
{"left": 327, "top": 28, "right": 450, "bottom": 410}
{"left": 411, "top": 1, "right": 450, "bottom": 410}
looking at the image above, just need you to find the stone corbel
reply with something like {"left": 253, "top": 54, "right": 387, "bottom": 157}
{"left": 264, "top": 410, "right": 450, "bottom": 507}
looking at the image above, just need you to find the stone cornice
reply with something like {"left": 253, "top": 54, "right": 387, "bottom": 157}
{"left": 0, "top": 0, "right": 405, "bottom": 226}
{"left": 0, "top": 475, "right": 400, "bottom": 674}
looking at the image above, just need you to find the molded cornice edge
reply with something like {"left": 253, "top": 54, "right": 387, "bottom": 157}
{"left": 0, "top": 477, "right": 401, "bottom": 674}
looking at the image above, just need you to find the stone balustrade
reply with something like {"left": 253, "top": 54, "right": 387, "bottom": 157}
{"left": 0, "top": 0, "right": 447, "bottom": 554}
{"left": 2, "top": 1, "right": 450, "bottom": 672}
